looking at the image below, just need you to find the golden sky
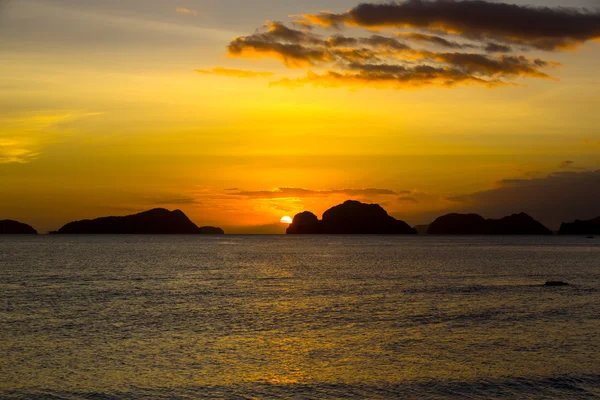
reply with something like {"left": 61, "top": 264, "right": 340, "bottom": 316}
{"left": 1, "top": 0, "right": 599, "bottom": 233}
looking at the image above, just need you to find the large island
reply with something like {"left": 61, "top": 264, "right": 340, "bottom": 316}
{"left": 55, "top": 208, "right": 224, "bottom": 234}
{"left": 287, "top": 200, "right": 416, "bottom": 234}
{"left": 427, "top": 213, "right": 553, "bottom": 235}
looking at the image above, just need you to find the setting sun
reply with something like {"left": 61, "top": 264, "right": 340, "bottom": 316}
{"left": 280, "top": 216, "right": 293, "bottom": 224}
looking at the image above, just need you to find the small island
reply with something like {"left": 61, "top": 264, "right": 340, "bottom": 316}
{"left": 427, "top": 213, "right": 552, "bottom": 235}
{"left": 558, "top": 216, "right": 600, "bottom": 235}
{"left": 287, "top": 200, "right": 416, "bottom": 234}
{"left": 0, "top": 220, "right": 38, "bottom": 234}
{"left": 55, "top": 208, "right": 224, "bottom": 235}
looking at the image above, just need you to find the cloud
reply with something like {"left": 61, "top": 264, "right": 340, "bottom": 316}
{"left": 558, "top": 160, "right": 585, "bottom": 170}
{"left": 227, "top": 187, "right": 400, "bottom": 199}
{"left": 270, "top": 66, "right": 502, "bottom": 90}
{"left": 226, "top": 18, "right": 558, "bottom": 90}
{"left": 0, "top": 112, "right": 102, "bottom": 164}
{"left": 0, "top": 138, "right": 39, "bottom": 164}
{"left": 196, "top": 67, "right": 273, "bottom": 78}
{"left": 398, "top": 196, "right": 419, "bottom": 203}
{"left": 227, "top": 22, "right": 330, "bottom": 67}
{"left": 176, "top": 7, "right": 197, "bottom": 16}
{"left": 298, "top": 0, "right": 600, "bottom": 50}
{"left": 397, "top": 32, "right": 475, "bottom": 49}
{"left": 559, "top": 160, "right": 575, "bottom": 169}
{"left": 144, "top": 196, "right": 200, "bottom": 205}
{"left": 447, "top": 170, "right": 600, "bottom": 229}
{"left": 484, "top": 43, "right": 513, "bottom": 53}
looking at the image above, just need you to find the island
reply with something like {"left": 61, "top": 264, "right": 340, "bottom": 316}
{"left": 558, "top": 216, "right": 600, "bottom": 235}
{"left": 287, "top": 200, "right": 417, "bottom": 234}
{"left": 0, "top": 219, "right": 38, "bottom": 234}
{"left": 55, "top": 208, "right": 224, "bottom": 234}
{"left": 427, "top": 213, "right": 552, "bottom": 235}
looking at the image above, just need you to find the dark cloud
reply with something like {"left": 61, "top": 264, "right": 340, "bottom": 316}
{"left": 484, "top": 42, "right": 512, "bottom": 53}
{"left": 271, "top": 65, "right": 501, "bottom": 89}
{"left": 559, "top": 160, "right": 575, "bottom": 169}
{"left": 227, "top": 22, "right": 330, "bottom": 67}
{"left": 227, "top": 187, "right": 399, "bottom": 199}
{"left": 299, "top": 0, "right": 600, "bottom": 50}
{"left": 447, "top": 170, "right": 600, "bottom": 229}
{"left": 397, "top": 32, "right": 475, "bottom": 49}
{"left": 145, "top": 196, "right": 200, "bottom": 205}
{"left": 429, "top": 53, "right": 557, "bottom": 78}
{"left": 558, "top": 160, "right": 585, "bottom": 170}
{"left": 227, "top": 19, "right": 558, "bottom": 89}
{"left": 398, "top": 196, "right": 419, "bottom": 203}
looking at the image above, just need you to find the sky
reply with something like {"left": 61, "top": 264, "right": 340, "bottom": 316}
{"left": 1, "top": 0, "right": 599, "bottom": 233}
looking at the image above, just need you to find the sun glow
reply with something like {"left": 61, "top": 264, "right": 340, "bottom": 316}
{"left": 280, "top": 216, "right": 293, "bottom": 224}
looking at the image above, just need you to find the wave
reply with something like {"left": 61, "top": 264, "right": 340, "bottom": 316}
{"left": 4, "top": 374, "right": 600, "bottom": 399}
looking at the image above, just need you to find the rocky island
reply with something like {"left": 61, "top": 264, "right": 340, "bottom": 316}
{"left": 0, "top": 220, "right": 38, "bottom": 234}
{"left": 427, "top": 213, "right": 552, "bottom": 235}
{"left": 55, "top": 208, "right": 224, "bottom": 234}
{"left": 287, "top": 200, "right": 416, "bottom": 234}
{"left": 558, "top": 217, "right": 600, "bottom": 235}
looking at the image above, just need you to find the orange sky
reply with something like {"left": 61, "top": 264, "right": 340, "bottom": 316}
{"left": 1, "top": 0, "right": 599, "bottom": 233}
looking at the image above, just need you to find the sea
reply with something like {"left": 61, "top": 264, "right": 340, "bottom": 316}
{"left": 1, "top": 235, "right": 599, "bottom": 399}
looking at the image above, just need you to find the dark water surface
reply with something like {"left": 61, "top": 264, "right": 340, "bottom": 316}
{"left": 1, "top": 235, "right": 599, "bottom": 399}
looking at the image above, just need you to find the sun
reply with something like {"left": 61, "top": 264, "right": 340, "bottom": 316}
{"left": 280, "top": 216, "right": 293, "bottom": 224}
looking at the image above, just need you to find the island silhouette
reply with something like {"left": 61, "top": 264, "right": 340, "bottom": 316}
{"left": 427, "top": 213, "right": 553, "bottom": 235}
{"left": 558, "top": 217, "right": 600, "bottom": 235}
{"left": 53, "top": 208, "right": 224, "bottom": 235}
{"left": 287, "top": 200, "right": 417, "bottom": 234}
{"left": 2, "top": 203, "right": 598, "bottom": 235}
{"left": 0, "top": 219, "right": 38, "bottom": 234}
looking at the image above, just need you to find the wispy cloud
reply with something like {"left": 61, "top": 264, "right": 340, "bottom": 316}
{"left": 196, "top": 67, "right": 274, "bottom": 78}
{"left": 0, "top": 138, "right": 39, "bottom": 164}
{"left": 227, "top": 187, "right": 401, "bottom": 199}
{"left": 0, "top": 112, "right": 102, "bottom": 164}
{"left": 176, "top": 7, "right": 197, "bottom": 16}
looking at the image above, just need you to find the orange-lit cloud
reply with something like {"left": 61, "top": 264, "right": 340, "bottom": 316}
{"left": 225, "top": 19, "right": 558, "bottom": 89}
{"left": 298, "top": 0, "right": 600, "bottom": 50}
{"left": 196, "top": 67, "right": 274, "bottom": 78}
{"left": 227, "top": 187, "right": 402, "bottom": 199}
{"left": 176, "top": 7, "right": 197, "bottom": 16}
{"left": 270, "top": 68, "right": 502, "bottom": 90}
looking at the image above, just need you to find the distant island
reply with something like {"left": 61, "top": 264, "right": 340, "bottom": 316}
{"left": 287, "top": 200, "right": 417, "bottom": 234}
{"left": 559, "top": 217, "right": 600, "bottom": 235}
{"left": 54, "top": 208, "right": 224, "bottom": 235}
{"left": 0, "top": 220, "right": 38, "bottom": 234}
{"left": 427, "top": 213, "right": 552, "bottom": 235}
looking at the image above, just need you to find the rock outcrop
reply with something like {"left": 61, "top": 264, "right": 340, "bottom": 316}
{"left": 0, "top": 220, "right": 38, "bottom": 234}
{"left": 544, "top": 281, "right": 569, "bottom": 287}
{"left": 287, "top": 201, "right": 416, "bottom": 234}
{"left": 56, "top": 208, "right": 224, "bottom": 234}
{"left": 558, "top": 217, "right": 600, "bottom": 235}
{"left": 198, "top": 226, "right": 225, "bottom": 235}
{"left": 427, "top": 213, "right": 552, "bottom": 235}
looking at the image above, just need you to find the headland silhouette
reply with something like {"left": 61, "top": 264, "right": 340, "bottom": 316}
{"left": 558, "top": 217, "right": 600, "bottom": 235}
{"left": 0, "top": 220, "right": 38, "bottom": 234}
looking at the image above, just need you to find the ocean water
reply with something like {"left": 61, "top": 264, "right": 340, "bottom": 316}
{"left": 1, "top": 235, "right": 599, "bottom": 399}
